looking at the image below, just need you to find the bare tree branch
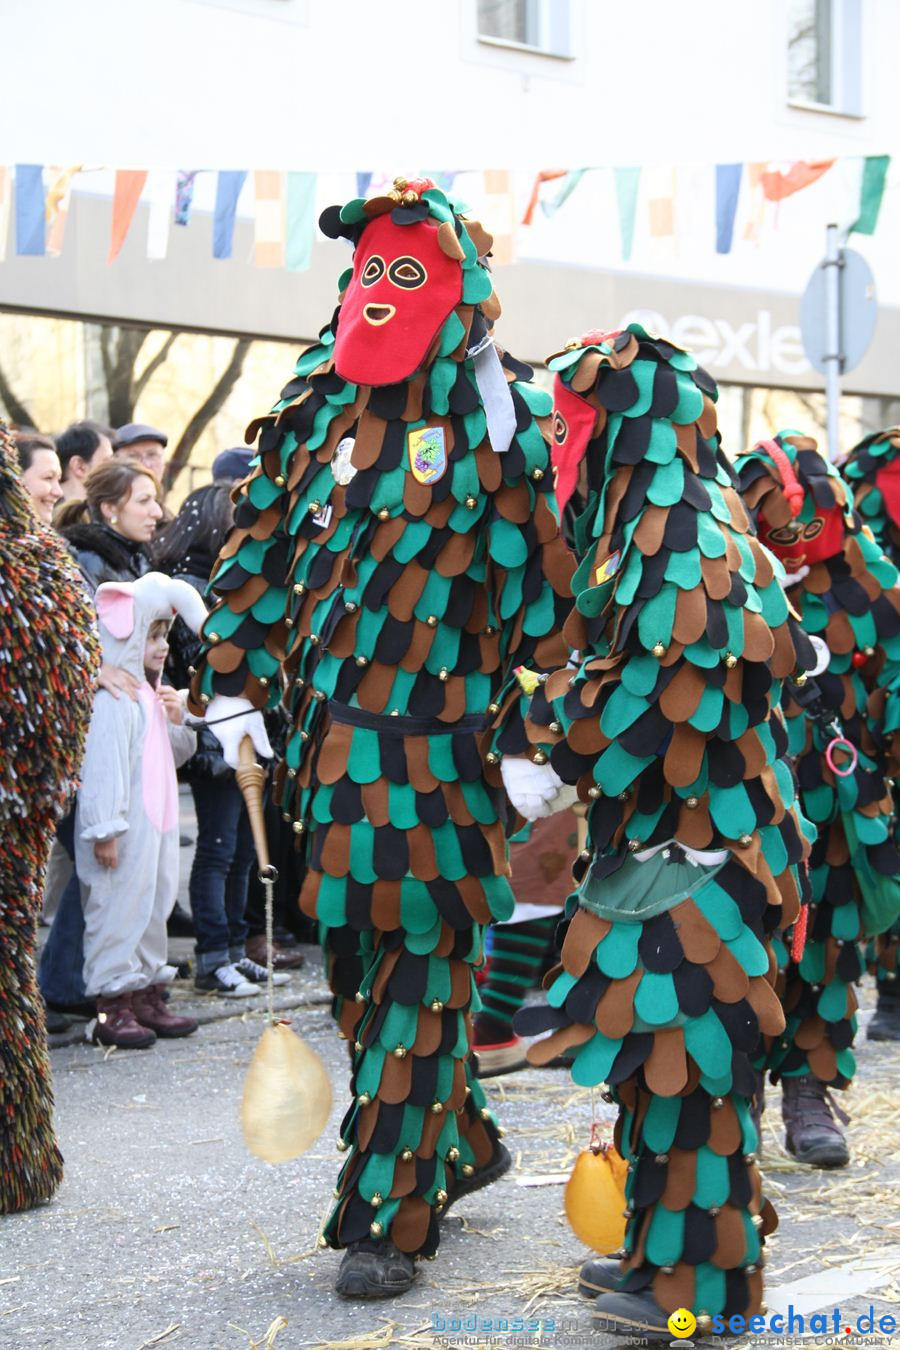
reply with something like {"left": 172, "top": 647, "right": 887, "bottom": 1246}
{"left": 133, "top": 332, "right": 178, "bottom": 404}
{"left": 164, "top": 339, "right": 251, "bottom": 493}
{"left": 0, "top": 362, "right": 35, "bottom": 429}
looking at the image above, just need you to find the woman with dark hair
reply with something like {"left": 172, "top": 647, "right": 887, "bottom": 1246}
{"left": 154, "top": 484, "right": 301, "bottom": 996}
{"left": 60, "top": 458, "right": 162, "bottom": 592}
{"left": 14, "top": 433, "right": 63, "bottom": 524}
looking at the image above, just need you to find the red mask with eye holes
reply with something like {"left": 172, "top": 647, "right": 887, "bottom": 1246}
{"left": 551, "top": 376, "right": 599, "bottom": 512}
{"left": 758, "top": 504, "right": 847, "bottom": 569}
{"left": 333, "top": 213, "right": 463, "bottom": 386}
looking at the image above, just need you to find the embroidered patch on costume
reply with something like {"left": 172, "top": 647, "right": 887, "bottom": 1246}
{"left": 312, "top": 504, "right": 333, "bottom": 529}
{"left": 594, "top": 551, "right": 620, "bottom": 585}
{"left": 331, "top": 436, "right": 358, "bottom": 487}
{"left": 408, "top": 426, "right": 447, "bottom": 485}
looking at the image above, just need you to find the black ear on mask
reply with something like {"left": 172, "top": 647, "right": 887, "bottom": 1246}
{"left": 318, "top": 205, "right": 364, "bottom": 246}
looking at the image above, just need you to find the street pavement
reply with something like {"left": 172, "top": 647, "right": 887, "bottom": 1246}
{"left": 8, "top": 801, "right": 897, "bottom": 1350}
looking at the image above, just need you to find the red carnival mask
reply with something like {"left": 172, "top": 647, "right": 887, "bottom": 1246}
{"left": 551, "top": 375, "right": 599, "bottom": 512}
{"left": 876, "top": 459, "right": 900, "bottom": 530}
{"left": 757, "top": 504, "right": 847, "bottom": 569}
{"left": 333, "top": 214, "right": 463, "bottom": 386}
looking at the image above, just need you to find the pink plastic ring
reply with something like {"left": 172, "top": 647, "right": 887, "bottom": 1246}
{"left": 826, "top": 737, "right": 858, "bottom": 777}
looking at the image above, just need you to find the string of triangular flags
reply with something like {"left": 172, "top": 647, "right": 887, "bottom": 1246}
{"left": 0, "top": 156, "right": 890, "bottom": 267}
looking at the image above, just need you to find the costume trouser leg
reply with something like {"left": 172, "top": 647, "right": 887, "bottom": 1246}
{"left": 474, "top": 914, "right": 557, "bottom": 1044}
{"left": 765, "top": 834, "right": 862, "bottom": 1089}
{"left": 521, "top": 854, "right": 784, "bottom": 1320}
{"left": 310, "top": 915, "right": 501, "bottom": 1257}
{"left": 868, "top": 923, "right": 899, "bottom": 989}
{"left": 1, "top": 821, "right": 64, "bottom": 1212}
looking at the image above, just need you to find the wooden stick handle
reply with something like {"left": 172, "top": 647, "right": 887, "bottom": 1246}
{"left": 235, "top": 735, "right": 274, "bottom": 876}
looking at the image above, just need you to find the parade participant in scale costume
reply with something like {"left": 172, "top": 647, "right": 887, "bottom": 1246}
{"left": 509, "top": 327, "right": 814, "bottom": 1340}
{"left": 840, "top": 426, "right": 900, "bottom": 1041}
{"left": 736, "top": 433, "right": 900, "bottom": 1164}
{"left": 0, "top": 424, "right": 99, "bottom": 1212}
{"left": 188, "top": 178, "right": 575, "bottom": 1297}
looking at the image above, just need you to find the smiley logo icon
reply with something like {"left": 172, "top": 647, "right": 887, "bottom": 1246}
{"left": 668, "top": 1308, "right": 697, "bottom": 1339}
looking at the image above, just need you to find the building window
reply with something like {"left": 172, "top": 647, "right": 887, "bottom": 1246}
{"left": 787, "top": 0, "right": 862, "bottom": 115}
{"left": 477, "top": 0, "right": 571, "bottom": 58}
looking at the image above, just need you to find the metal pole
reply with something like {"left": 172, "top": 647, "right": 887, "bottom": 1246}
{"left": 823, "top": 222, "right": 842, "bottom": 462}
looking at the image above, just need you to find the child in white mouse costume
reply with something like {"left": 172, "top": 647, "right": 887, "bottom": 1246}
{"left": 76, "top": 572, "right": 203, "bottom": 1049}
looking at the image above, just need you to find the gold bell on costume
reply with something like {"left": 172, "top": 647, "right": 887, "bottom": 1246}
{"left": 564, "top": 1125, "right": 628, "bottom": 1254}
{"left": 235, "top": 736, "right": 333, "bottom": 1163}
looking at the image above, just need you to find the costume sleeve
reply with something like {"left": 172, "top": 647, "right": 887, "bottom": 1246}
{"left": 167, "top": 722, "right": 198, "bottom": 769}
{"left": 77, "top": 693, "right": 135, "bottom": 841}
{"left": 528, "top": 329, "right": 812, "bottom": 912}
{"left": 482, "top": 379, "right": 575, "bottom": 761}
{"left": 188, "top": 354, "right": 332, "bottom": 716}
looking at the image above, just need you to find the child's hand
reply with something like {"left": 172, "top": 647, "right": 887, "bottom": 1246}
{"left": 157, "top": 685, "right": 185, "bottom": 725}
{"left": 94, "top": 837, "right": 118, "bottom": 869}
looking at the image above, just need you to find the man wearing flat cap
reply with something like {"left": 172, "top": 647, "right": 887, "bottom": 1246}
{"left": 115, "top": 423, "right": 168, "bottom": 485}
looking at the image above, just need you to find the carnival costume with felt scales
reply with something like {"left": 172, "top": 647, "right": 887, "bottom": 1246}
{"left": 737, "top": 434, "right": 900, "bottom": 1108}
{"left": 189, "top": 180, "right": 574, "bottom": 1287}
{"left": 840, "top": 427, "right": 900, "bottom": 1033}
{"left": 0, "top": 424, "right": 99, "bottom": 1212}
{"left": 516, "top": 327, "right": 814, "bottom": 1328}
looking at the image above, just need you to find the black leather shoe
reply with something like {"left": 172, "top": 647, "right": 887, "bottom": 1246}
{"left": 334, "top": 1238, "right": 416, "bottom": 1298}
{"left": 593, "top": 1289, "right": 673, "bottom": 1342}
{"left": 578, "top": 1256, "right": 622, "bottom": 1299}
{"left": 868, "top": 985, "right": 900, "bottom": 1041}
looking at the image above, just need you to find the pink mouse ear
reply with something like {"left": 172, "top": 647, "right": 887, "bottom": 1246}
{"left": 96, "top": 584, "right": 135, "bottom": 639}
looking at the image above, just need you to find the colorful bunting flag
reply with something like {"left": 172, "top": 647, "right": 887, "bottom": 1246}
{"left": 254, "top": 170, "right": 285, "bottom": 268}
{"left": 212, "top": 170, "right": 248, "bottom": 260}
{"left": 15, "top": 165, "right": 46, "bottom": 256}
{"left": 760, "top": 160, "right": 834, "bottom": 202}
{"left": 46, "top": 165, "right": 81, "bottom": 256}
{"left": 286, "top": 172, "right": 317, "bottom": 272}
{"left": 850, "top": 154, "right": 890, "bottom": 235}
{"left": 355, "top": 172, "right": 373, "bottom": 199}
{"left": 542, "top": 169, "right": 586, "bottom": 218}
{"left": 145, "top": 170, "right": 175, "bottom": 260}
{"left": 175, "top": 170, "right": 198, "bottom": 226}
{"left": 715, "top": 163, "right": 743, "bottom": 254}
{"left": 522, "top": 169, "right": 567, "bottom": 226}
{"left": 108, "top": 170, "right": 147, "bottom": 262}
{"left": 614, "top": 166, "right": 640, "bottom": 261}
{"left": 648, "top": 169, "right": 676, "bottom": 238}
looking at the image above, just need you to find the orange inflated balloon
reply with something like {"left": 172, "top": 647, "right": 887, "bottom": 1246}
{"left": 564, "top": 1143, "right": 628, "bottom": 1253}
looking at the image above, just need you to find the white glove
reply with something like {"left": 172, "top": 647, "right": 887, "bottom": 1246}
{"left": 204, "top": 694, "right": 273, "bottom": 770}
{"left": 501, "top": 756, "right": 575, "bottom": 820}
{"left": 806, "top": 634, "right": 830, "bottom": 678}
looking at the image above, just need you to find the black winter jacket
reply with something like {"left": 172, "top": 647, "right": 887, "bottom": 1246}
{"left": 62, "top": 522, "right": 153, "bottom": 594}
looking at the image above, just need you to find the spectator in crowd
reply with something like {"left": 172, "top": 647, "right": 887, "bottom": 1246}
{"left": 55, "top": 420, "right": 114, "bottom": 504}
{"left": 78, "top": 574, "right": 201, "bottom": 1048}
{"left": 59, "top": 458, "right": 162, "bottom": 590}
{"left": 39, "top": 459, "right": 162, "bottom": 1017}
{"left": 154, "top": 477, "right": 295, "bottom": 996}
{"left": 14, "top": 433, "right": 63, "bottom": 524}
{"left": 210, "top": 446, "right": 253, "bottom": 487}
{"left": 115, "top": 422, "right": 168, "bottom": 484}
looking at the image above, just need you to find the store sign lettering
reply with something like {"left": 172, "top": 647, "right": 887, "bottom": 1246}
{"left": 619, "top": 308, "right": 810, "bottom": 377}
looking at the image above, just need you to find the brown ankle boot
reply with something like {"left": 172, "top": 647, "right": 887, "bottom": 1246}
{"left": 132, "top": 985, "right": 199, "bottom": 1038}
{"left": 94, "top": 993, "right": 157, "bottom": 1050}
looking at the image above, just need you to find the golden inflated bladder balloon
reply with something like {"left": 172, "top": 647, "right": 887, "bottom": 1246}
{"left": 564, "top": 1140, "right": 628, "bottom": 1253}
{"left": 241, "top": 1021, "right": 333, "bottom": 1163}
